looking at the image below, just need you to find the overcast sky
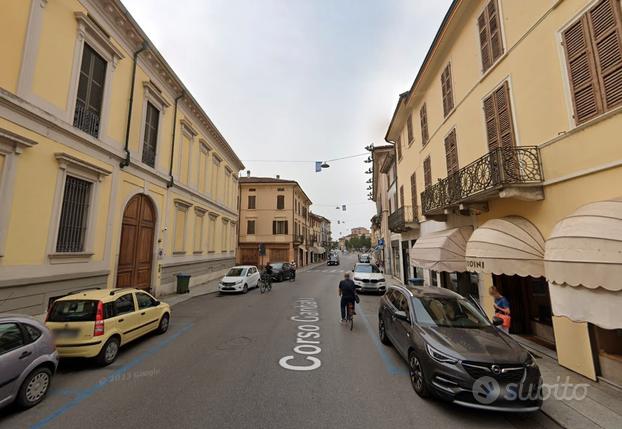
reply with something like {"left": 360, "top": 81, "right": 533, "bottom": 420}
{"left": 123, "top": 0, "right": 452, "bottom": 239}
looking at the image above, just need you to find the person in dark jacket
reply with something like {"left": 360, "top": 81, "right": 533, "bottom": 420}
{"left": 338, "top": 272, "right": 357, "bottom": 322}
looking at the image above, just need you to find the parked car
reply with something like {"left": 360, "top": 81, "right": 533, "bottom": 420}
{"left": 378, "top": 285, "right": 542, "bottom": 412}
{"left": 352, "top": 263, "right": 386, "bottom": 294}
{"left": 270, "top": 262, "right": 296, "bottom": 282}
{"left": 358, "top": 253, "right": 371, "bottom": 263}
{"left": 327, "top": 253, "right": 340, "bottom": 266}
{"left": 218, "top": 266, "right": 261, "bottom": 293}
{"left": 46, "top": 288, "right": 170, "bottom": 366}
{"left": 0, "top": 315, "right": 58, "bottom": 409}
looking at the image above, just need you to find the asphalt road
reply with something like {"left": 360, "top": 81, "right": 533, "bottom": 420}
{"left": 0, "top": 254, "right": 560, "bottom": 429}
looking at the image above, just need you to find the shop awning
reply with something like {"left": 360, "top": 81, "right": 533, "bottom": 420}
{"left": 316, "top": 247, "right": 326, "bottom": 254}
{"left": 465, "top": 216, "right": 545, "bottom": 277}
{"left": 410, "top": 227, "right": 472, "bottom": 273}
{"left": 544, "top": 198, "right": 622, "bottom": 329}
{"left": 309, "top": 246, "right": 318, "bottom": 253}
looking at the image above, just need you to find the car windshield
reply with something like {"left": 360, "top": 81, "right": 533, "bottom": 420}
{"left": 412, "top": 297, "right": 491, "bottom": 329}
{"left": 48, "top": 300, "right": 98, "bottom": 322}
{"left": 271, "top": 263, "right": 284, "bottom": 269}
{"left": 354, "top": 264, "right": 380, "bottom": 273}
{"left": 226, "top": 268, "right": 245, "bottom": 277}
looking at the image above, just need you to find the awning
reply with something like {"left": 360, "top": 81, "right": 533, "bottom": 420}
{"left": 309, "top": 246, "right": 318, "bottom": 253}
{"left": 465, "top": 216, "right": 545, "bottom": 277}
{"left": 544, "top": 198, "right": 622, "bottom": 329}
{"left": 410, "top": 227, "right": 472, "bottom": 273}
{"left": 316, "top": 247, "right": 326, "bottom": 254}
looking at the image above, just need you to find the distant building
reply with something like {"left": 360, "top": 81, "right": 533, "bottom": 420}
{"left": 350, "top": 227, "right": 370, "bottom": 238}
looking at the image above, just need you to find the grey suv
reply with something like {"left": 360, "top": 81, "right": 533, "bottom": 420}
{"left": 0, "top": 315, "right": 58, "bottom": 409}
{"left": 378, "top": 286, "right": 542, "bottom": 412}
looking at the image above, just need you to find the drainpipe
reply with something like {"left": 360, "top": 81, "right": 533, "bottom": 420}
{"left": 167, "top": 92, "right": 184, "bottom": 188}
{"left": 120, "top": 42, "right": 148, "bottom": 169}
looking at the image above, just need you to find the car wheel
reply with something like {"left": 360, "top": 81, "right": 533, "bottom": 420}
{"left": 16, "top": 366, "right": 52, "bottom": 409}
{"left": 243, "top": 284, "right": 248, "bottom": 294}
{"left": 379, "top": 318, "right": 391, "bottom": 346}
{"left": 409, "top": 351, "right": 430, "bottom": 398}
{"left": 97, "top": 336, "right": 120, "bottom": 366}
{"left": 156, "top": 313, "right": 170, "bottom": 335}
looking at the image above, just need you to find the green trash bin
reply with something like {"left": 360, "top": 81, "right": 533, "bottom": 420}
{"left": 176, "top": 273, "right": 191, "bottom": 294}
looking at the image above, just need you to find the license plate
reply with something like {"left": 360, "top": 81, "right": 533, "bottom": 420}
{"left": 53, "top": 329, "right": 79, "bottom": 339}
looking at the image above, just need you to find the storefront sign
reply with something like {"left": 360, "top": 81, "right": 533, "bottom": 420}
{"left": 466, "top": 259, "right": 485, "bottom": 271}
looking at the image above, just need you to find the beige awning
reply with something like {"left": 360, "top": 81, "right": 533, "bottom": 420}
{"left": 545, "top": 198, "right": 622, "bottom": 329}
{"left": 544, "top": 198, "right": 622, "bottom": 291}
{"left": 316, "top": 247, "right": 326, "bottom": 254}
{"left": 411, "top": 227, "right": 472, "bottom": 273}
{"left": 465, "top": 216, "right": 545, "bottom": 277}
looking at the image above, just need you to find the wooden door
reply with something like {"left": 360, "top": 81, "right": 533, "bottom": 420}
{"left": 270, "top": 248, "right": 289, "bottom": 262}
{"left": 117, "top": 194, "right": 156, "bottom": 290}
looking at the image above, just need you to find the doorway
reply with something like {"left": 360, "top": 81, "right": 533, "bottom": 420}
{"left": 117, "top": 194, "right": 156, "bottom": 290}
{"left": 401, "top": 241, "right": 410, "bottom": 285}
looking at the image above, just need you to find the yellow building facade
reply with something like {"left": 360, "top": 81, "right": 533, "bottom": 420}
{"left": 385, "top": 0, "right": 622, "bottom": 383}
{"left": 237, "top": 176, "right": 312, "bottom": 267}
{"left": 0, "top": 0, "right": 243, "bottom": 315}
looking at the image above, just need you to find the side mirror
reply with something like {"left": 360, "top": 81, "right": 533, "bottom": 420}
{"left": 394, "top": 310, "right": 410, "bottom": 322}
{"left": 492, "top": 316, "right": 503, "bottom": 326}
{"left": 154, "top": 300, "right": 161, "bottom": 306}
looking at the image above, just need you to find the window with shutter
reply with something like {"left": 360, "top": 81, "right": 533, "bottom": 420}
{"left": 248, "top": 195, "right": 256, "bottom": 209}
{"left": 74, "top": 44, "right": 107, "bottom": 138}
{"left": 277, "top": 195, "right": 285, "bottom": 209}
{"left": 396, "top": 135, "right": 403, "bottom": 160}
{"left": 141, "top": 102, "right": 159, "bottom": 168}
{"left": 420, "top": 104, "right": 429, "bottom": 146}
{"left": 441, "top": 63, "right": 454, "bottom": 117}
{"left": 483, "top": 81, "right": 516, "bottom": 151}
{"left": 562, "top": 0, "right": 622, "bottom": 124}
{"left": 410, "top": 172, "right": 417, "bottom": 210}
{"left": 406, "top": 114, "right": 414, "bottom": 144}
{"left": 444, "top": 129, "right": 459, "bottom": 175}
{"left": 478, "top": 0, "right": 504, "bottom": 73}
{"left": 399, "top": 185, "right": 405, "bottom": 208}
{"left": 423, "top": 157, "right": 432, "bottom": 188}
{"left": 247, "top": 220, "right": 255, "bottom": 235}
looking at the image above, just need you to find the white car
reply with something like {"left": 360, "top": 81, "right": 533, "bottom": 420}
{"left": 352, "top": 263, "right": 386, "bottom": 294}
{"left": 218, "top": 266, "right": 260, "bottom": 294}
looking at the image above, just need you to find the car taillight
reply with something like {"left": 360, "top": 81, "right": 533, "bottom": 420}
{"left": 94, "top": 300, "right": 104, "bottom": 336}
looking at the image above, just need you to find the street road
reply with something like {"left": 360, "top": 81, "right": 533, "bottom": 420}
{"left": 0, "top": 254, "right": 560, "bottom": 429}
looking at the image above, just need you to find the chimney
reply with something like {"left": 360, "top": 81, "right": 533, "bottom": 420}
{"left": 246, "top": 170, "right": 251, "bottom": 177}
{"left": 276, "top": 174, "right": 280, "bottom": 179}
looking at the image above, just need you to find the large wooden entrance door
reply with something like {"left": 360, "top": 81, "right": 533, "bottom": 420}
{"left": 117, "top": 194, "right": 156, "bottom": 290}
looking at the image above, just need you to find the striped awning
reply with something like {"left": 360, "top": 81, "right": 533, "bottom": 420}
{"left": 465, "top": 216, "right": 545, "bottom": 278}
{"left": 411, "top": 227, "right": 472, "bottom": 273}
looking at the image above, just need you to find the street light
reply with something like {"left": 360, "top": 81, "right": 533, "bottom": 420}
{"left": 321, "top": 161, "right": 330, "bottom": 168}
{"left": 365, "top": 144, "right": 374, "bottom": 152}
{"left": 365, "top": 168, "right": 372, "bottom": 174}
{"left": 366, "top": 178, "right": 372, "bottom": 184}
{"left": 364, "top": 156, "right": 372, "bottom": 163}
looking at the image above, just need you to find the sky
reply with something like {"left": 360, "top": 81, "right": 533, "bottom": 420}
{"left": 123, "top": 0, "right": 452, "bottom": 240}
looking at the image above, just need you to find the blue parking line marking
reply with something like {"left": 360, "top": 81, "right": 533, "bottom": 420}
{"left": 358, "top": 308, "right": 408, "bottom": 376}
{"left": 31, "top": 323, "right": 193, "bottom": 429}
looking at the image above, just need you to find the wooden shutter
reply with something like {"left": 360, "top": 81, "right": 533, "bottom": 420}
{"left": 272, "top": 221, "right": 276, "bottom": 235}
{"left": 441, "top": 63, "right": 454, "bottom": 116}
{"left": 399, "top": 185, "right": 405, "bottom": 208}
{"left": 444, "top": 129, "right": 459, "bottom": 175}
{"left": 410, "top": 172, "right": 417, "bottom": 209}
{"left": 478, "top": 0, "right": 504, "bottom": 72}
{"left": 588, "top": 0, "right": 622, "bottom": 111}
{"left": 406, "top": 114, "right": 414, "bottom": 143}
{"left": 423, "top": 157, "right": 432, "bottom": 188}
{"left": 483, "top": 81, "right": 515, "bottom": 151}
{"left": 396, "top": 135, "right": 403, "bottom": 160}
{"left": 247, "top": 220, "right": 255, "bottom": 235}
{"left": 420, "top": 103, "right": 429, "bottom": 145}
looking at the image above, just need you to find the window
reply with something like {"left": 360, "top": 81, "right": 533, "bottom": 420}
{"left": 247, "top": 220, "right": 256, "bottom": 235}
{"left": 141, "top": 102, "right": 159, "bottom": 168}
{"left": 441, "top": 63, "right": 454, "bottom": 116}
{"left": 410, "top": 172, "right": 417, "bottom": 210}
{"left": 273, "top": 220, "right": 288, "bottom": 235}
{"left": 114, "top": 294, "right": 135, "bottom": 315}
{"left": 277, "top": 195, "right": 285, "bottom": 210}
{"left": 478, "top": 0, "right": 504, "bottom": 72}
{"left": 198, "top": 143, "right": 210, "bottom": 194}
{"left": 277, "top": 187, "right": 285, "bottom": 191}
{"left": 23, "top": 324, "right": 42, "bottom": 343}
{"left": 210, "top": 156, "right": 221, "bottom": 199}
{"left": 221, "top": 220, "right": 229, "bottom": 251}
{"left": 483, "top": 81, "right": 515, "bottom": 151}
{"left": 0, "top": 323, "right": 24, "bottom": 355}
{"left": 136, "top": 292, "right": 157, "bottom": 309}
{"left": 444, "top": 129, "right": 459, "bottom": 175}
{"left": 562, "top": 0, "right": 622, "bottom": 124}
{"left": 406, "top": 114, "right": 414, "bottom": 145}
{"left": 423, "top": 157, "right": 432, "bottom": 188}
{"left": 56, "top": 176, "right": 92, "bottom": 253}
{"left": 399, "top": 185, "right": 405, "bottom": 208}
{"left": 420, "top": 103, "right": 429, "bottom": 145}
{"left": 396, "top": 135, "right": 403, "bottom": 160}
{"left": 208, "top": 214, "right": 217, "bottom": 252}
{"left": 173, "top": 202, "right": 189, "bottom": 254}
{"left": 194, "top": 209, "right": 205, "bottom": 253}
{"left": 248, "top": 195, "right": 256, "bottom": 209}
{"left": 74, "top": 44, "right": 107, "bottom": 138}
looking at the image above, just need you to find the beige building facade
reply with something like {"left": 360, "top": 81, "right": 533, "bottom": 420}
{"left": 384, "top": 0, "right": 622, "bottom": 383}
{"left": 0, "top": 0, "right": 243, "bottom": 315}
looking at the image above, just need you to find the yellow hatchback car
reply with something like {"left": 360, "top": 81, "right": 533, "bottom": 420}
{"left": 45, "top": 288, "right": 170, "bottom": 366}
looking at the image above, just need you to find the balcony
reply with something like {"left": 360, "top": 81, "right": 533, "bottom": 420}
{"left": 293, "top": 234, "right": 304, "bottom": 245}
{"left": 73, "top": 101, "right": 100, "bottom": 138}
{"left": 421, "top": 146, "right": 543, "bottom": 217}
{"left": 388, "top": 205, "right": 417, "bottom": 233}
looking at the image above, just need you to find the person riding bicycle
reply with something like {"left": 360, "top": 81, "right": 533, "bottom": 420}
{"left": 262, "top": 262, "right": 273, "bottom": 286}
{"left": 338, "top": 272, "right": 357, "bottom": 323}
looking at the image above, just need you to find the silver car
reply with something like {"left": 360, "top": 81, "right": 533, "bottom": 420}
{"left": 0, "top": 315, "right": 58, "bottom": 409}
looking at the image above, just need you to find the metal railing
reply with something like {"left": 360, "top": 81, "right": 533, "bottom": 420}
{"left": 293, "top": 234, "right": 304, "bottom": 245}
{"left": 388, "top": 205, "right": 416, "bottom": 233}
{"left": 421, "top": 146, "right": 543, "bottom": 215}
{"left": 73, "top": 101, "right": 100, "bottom": 138}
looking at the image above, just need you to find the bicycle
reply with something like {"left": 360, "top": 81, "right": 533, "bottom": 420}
{"left": 259, "top": 273, "right": 272, "bottom": 294}
{"left": 346, "top": 302, "right": 355, "bottom": 331}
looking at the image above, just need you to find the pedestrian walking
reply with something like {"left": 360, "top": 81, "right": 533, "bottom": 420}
{"left": 489, "top": 286, "right": 511, "bottom": 333}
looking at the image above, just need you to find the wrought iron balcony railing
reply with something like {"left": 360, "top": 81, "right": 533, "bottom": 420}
{"left": 293, "top": 234, "right": 304, "bottom": 245}
{"left": 388, "top": 205, "right": 416, "bottom": 233}
{"left": 421, "top": 146, "right": 543, "bottom": 215}
{"left": 73, "top": 101, "right": 100, "bottom": 138}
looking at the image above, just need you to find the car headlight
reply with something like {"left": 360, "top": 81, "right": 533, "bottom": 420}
{"left": 426, "top": 344, "right": 458, "bottom": 365}
{"left": 354, "top": 277, "right": 362, "bottom": 281}
{"left": 525, "top": 353, "right": 538, "bottom": 368}
{"left": 378, "top": 278, "right": 386, "bottom": 283}
{"left": 235, "top": 279, "right": 243, "bottom": 284}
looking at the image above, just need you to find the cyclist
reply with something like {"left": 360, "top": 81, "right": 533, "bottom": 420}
{"left": 262, "top": 262, "right": 274, "bottom": 287}
{"left": 338, "top": 272, "right": 357, "bottom": 323}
